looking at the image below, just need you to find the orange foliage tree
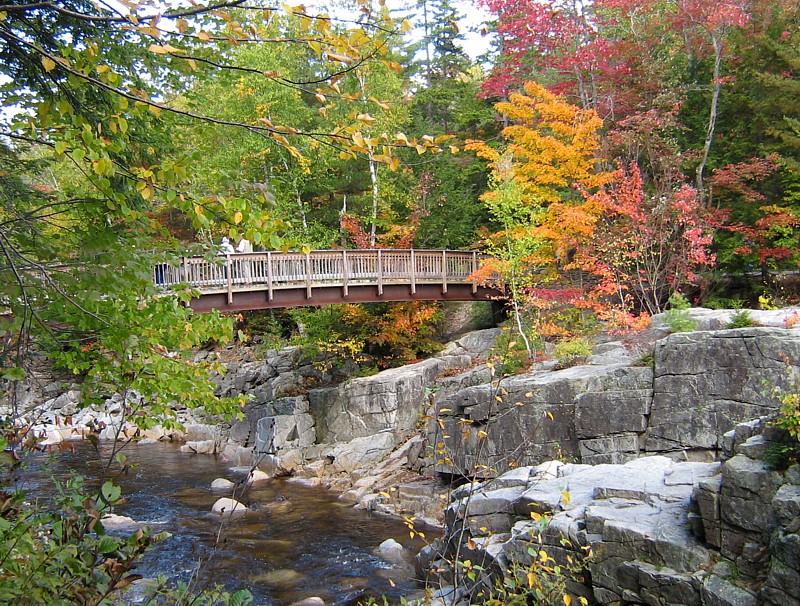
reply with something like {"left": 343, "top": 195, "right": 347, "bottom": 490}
{"left": 466, "top": 82, "right": 613, "bottom": 347}
{"left": 467, "top": 81, "right": 611, "bottom": 274}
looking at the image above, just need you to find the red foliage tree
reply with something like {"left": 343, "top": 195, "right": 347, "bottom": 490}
{"left": 584, "top": 162, "right": 726, "bottom": 314}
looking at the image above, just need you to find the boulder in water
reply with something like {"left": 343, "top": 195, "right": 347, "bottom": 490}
{"left": 377, "top": 538, "right": 406, "bottom": 564}
{"left": 211, "top": 478, "right": 235, "bottom": 491}
{"left": 288, "top": 598, "right": 325, "bottom": 606}
{"left": 247, "top": 469, "right": 271, "bottom": 484}
{"left": 101, "top": 513, "right": 137, "bottom": 528}
{"left": 212, "top": 497, "right": 247, "bottom": 516}
{"left": 263, "top": 499, "right": 293, "bottom": 515}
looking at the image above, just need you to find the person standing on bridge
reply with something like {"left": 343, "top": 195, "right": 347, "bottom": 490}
{"left": 219, "top": 236, "right": 234, "bottom": 255}
{"left": 237, "top": 236, "right": 253, "bottom": 283}
{"left": 219, "top": 236, "right": 234, "bottom": 283}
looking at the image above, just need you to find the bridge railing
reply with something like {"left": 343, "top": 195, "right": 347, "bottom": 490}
{"left": 154, "top": 249, "right": 485, "bottom": 302}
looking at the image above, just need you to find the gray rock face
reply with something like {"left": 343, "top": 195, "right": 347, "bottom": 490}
{"left": 646, "top": 328, "right": 800, "bottom": 452}
{"left": 424, "top": 418, "right": 799, "bottom": 606}
{"left": 216, "top": 332, "right": 497, "bottom": 474}
{"left": 424, "top": 327, "right": 800, "bottom": 477}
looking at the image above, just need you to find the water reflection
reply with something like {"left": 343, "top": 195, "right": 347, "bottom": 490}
{"left": 21, "top": 441, "right": 431, "bottom": 606}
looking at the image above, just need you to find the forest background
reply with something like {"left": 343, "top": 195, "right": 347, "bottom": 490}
{"left": 1, "top": 0, "right": 800, "bottom": 602}
{"left": 1, "top": 0, "right": 800, "bottom": 421}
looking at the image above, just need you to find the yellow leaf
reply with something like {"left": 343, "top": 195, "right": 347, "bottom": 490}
{"left": 369, "top": 96, "right": 391, "bottom": 110}
{"left": 147, "top": 44, "right": 169, "bottom": 54}
{"left": 527, "top": 572, "right": 536, "bottom": 588}
{"left": 234, "top": 211, "right": 243, "bottom": 224}
{"left": 281, "top": 3, "right": 296, "bottom": 15}
{"left": 352, "top": 132, "right": 367, "bottom": 148}
{"left": 315, "top": 93, "right": 326, "bottom": 104}
{"left": 563, "top": 595, "right": 572, "bottom": 606}
{"left": 41, "top": 57, "right": 56, "bottom": 72}
{"left": 356, "top": 113, "right": 376, "bottom": 124}
{"left": 325, "top": 51, "right": 353, "bottom": 64}
{"left": 561, "top": 490, "right": 571, "bottom": 506}
{"left": 148, "top": 105, "right": 161, "bottom": 117}
{"left": 547, "top": 411, "right": 554, "bottom": 420}
{"left": 450, "top": 145, "right": 460, "bottom": 154}
{"left": 194, "top": 205, "right": 204, "bottom": 216}
{"left": 401, "top": 18, "right": 413, "bottom": 33}
{"left": 197, "top": 31, "right": 211, "bottom": 41}
{"left": 477, "top": 430, "right": 488, "bottom": 440}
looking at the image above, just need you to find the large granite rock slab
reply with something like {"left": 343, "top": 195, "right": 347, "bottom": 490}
{"left": 646, "top": 328, "right": 800, "bottom": 452}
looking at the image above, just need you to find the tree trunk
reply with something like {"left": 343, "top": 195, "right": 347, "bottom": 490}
{"left": 696, "top": 33, "right": 722, "bottom": 204}
{"left": 368, "top": 152, "right": 379, "bottom": 248}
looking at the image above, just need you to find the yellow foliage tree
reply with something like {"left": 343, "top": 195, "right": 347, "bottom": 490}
{"left": 467, "top": 81, "right": 611, "bottom": 270}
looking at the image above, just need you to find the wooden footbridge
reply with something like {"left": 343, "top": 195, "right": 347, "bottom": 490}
{"left": 155, "top": 249, "right": 502, "bottom": 313}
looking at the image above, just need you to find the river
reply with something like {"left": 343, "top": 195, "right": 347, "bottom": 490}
{"left": 20, "top": 440, "right": 431, "bottom": 606}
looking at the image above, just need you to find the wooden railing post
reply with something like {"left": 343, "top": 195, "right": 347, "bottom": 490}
{"left": 267, "top": 251, "right": 273, "bottom": 301}
{"left": 305, "top": 252, "right": 312, "bottom": 299}
{"left": 472, "top": 250, "right": 478, "bottom": 293}
{"left": 377, "top": 249, "right": 383, "bottom": 296}
{"left": 410, "top": 249, "right": 416, "bottom": 295}
{"left": 342, "top": 250, "right": 349, "bottom": 297}
{"left": 226, "top": 254, "right": 233, "bottom": 303}
{"left": 441, "top": 250, "right": 447, "bottom": 294}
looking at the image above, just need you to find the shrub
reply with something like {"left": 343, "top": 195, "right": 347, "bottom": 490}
{"left": 663, "top": 292, "right": 697, "bottom": 333}
{"left": 725, "top": 309, "right": 758, "bottom": 329}
{"left": 552, "top": 338, "right": 593, "bottom": 362}
{"left": 776, "top": 389, "right": 800, "bottom": 441}
{"left": 704, "top": 297, "right": 743, "bottom": 310}
{"left": 492, "top": 329, "right": 535, "bottom": 376}
{"left": 0, "top": 475, "right": 167, "bottom": 604}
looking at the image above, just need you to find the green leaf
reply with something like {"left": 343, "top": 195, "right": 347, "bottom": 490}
{"left": 96, "top": 536, "right": 119, "bottom": 554}
{"left": 100, "top": 481, "right": 121, "bottom": 505}
{"left": 2, "top": 367, "right": 26, "bottom": 381}
{"left": 230, "top": 589, "right": 254, "bottom": 606}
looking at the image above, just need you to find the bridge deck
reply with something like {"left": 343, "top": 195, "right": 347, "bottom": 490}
{"left": 155, "top": 249, "right": 501, "bottom": 312}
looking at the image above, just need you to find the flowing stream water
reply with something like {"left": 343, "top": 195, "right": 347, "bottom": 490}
{"left": 21, "top": 440, "right": 431, "bottom": 606}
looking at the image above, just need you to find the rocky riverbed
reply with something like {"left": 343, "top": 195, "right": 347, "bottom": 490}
{"left": 8, "top": 307, "right": 800, "bottom": 605}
